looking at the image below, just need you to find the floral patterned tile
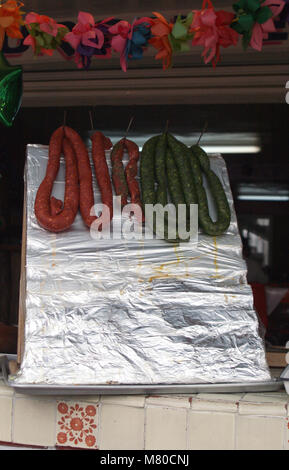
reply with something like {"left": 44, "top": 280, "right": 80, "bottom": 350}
{"left": 56, "top": 401, "right": 98, "bottom": 449}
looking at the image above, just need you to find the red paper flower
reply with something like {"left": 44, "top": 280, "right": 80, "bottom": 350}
{"left": 191, "top": 0, "right": 239, "bottom": 66}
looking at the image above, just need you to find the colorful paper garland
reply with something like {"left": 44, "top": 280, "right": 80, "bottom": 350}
{"left": 0, "top": 0, "right": 286, "bottom": 71}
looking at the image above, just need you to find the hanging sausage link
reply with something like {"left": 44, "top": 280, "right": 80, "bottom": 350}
{"left": 35, "top": 126, "right": 113, "bottom": 232}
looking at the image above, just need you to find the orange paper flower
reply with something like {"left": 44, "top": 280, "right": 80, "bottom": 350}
{"left": 0, "top": 1, "right": 24, "bottom": 50}
{"left": 149, "top": 12, "right": 173, "bottom": 70}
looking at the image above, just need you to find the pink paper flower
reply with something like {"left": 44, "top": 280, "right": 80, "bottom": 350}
{"left": 250, "top": 0, "right": 285, "bottom": 51}
{"left": 109, "top": 20, "right": 131, "bottom": 72}
{"left": 64, "top": 11, "right": 113, "bottom": 68}
{"left": 65, "top": 11, "right": 104, "bottom": 52}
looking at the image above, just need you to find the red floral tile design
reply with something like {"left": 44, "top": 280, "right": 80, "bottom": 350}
{"left": 56, "top": 401, "right": 98, "bottom": 449}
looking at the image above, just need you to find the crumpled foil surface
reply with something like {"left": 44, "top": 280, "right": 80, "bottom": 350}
{"left": 15, "top": 143, "right": 271, "bottom": 385}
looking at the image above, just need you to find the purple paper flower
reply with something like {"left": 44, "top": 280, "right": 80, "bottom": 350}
{"left": 64, "top": 12, "right": 115, "bottom": 69}
{"left": 76, "top": 22, "right": 112, "bottom": 69}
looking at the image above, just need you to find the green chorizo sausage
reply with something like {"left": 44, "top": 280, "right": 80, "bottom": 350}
{"left": 166, "top": 134, "right": 198, "bottom": 240}
{"left": 165, "top": 147, "right": 190, "bottom": 242}
{"left": 140, "top": 135, "right": 178, "bottom": 243}
{"left": 167, "top": 134, "right": 198, "bottom": 207}
{"left": 191, "top": 144, "right": 210, "bottom": 173}
{"left": 189, "top": 145, "right": 231, "bottom": 236}
{"left": 155, "top": 133, "right": 168, "bottom": 207}
{"left": 165, "top": 147, "right": 186, "bottom": 207}
{"left": 140, "top": 135, "right": 159, "bottom": 207}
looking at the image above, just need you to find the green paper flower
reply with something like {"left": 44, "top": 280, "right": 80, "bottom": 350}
{"left": 24, "top": 12, "right": 68, "bottom": 56}
{"left": 168, "top": 12, "right": 194, "bottom": 53}
{"left": 231, "top": 0, "right": 273, "bottom": 49}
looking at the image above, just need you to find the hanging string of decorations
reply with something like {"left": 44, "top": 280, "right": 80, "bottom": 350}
{"left": 0, "top": 0, "right": 286, "bottom": 71}
{"left": 0, "top": 0, "right": 286, "bottom": 127}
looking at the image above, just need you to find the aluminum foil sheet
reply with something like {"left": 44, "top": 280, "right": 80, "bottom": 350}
{"left": 14, "top": 143, "right": 271, "bottom": 385}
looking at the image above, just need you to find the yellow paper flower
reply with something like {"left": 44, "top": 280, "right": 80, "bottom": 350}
{"left": 0, "top": 1, "right": 24, "bottom": 50}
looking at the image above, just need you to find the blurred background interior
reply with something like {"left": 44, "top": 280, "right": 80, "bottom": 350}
{"left": 0, "top": 0, "right": 288, "bottom": 356}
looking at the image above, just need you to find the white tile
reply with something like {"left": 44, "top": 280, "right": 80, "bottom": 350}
{"left": 191, "top": 393, "right": 241, "bottom": 413}
{"left": 99, "top": 404, "right": 145, "bottom": 450}
{"left": 13, "top": 397, "right": 56, "bottom": 446}
{"left": 0, "top": 396, "right": 13, "bottom": 442}
{"left": 188, "top": 411, "right": 235, "bottom": 450}
{"left": 239, "top": 402, "right": 287, "bottom": 417}
{"left": 241, "top": 392, "right": 289, "bottom": 404}
{"left": 101, "top": 395, "right": 145, "bottom": 408}
{"left": 239, "top": 392, "right": 288, "bottom": 416}
{"left": 194, "top": 393, "right": 244, "bottom": 402}
{"left": 0, "top": 380, "right": 14, "bottom": 397}
{"left": 145, "top": 406, "right": 187, "bottom": 450}
{"left": 236, "top": 415, "right": 285, "bottom": 450}
{"left": 146, "top": 395, "right": 190, "bottom": 409}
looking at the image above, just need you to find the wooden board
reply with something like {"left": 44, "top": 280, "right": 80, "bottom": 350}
{"left": 266, "top": 350, "right": 288, "bottom": 368}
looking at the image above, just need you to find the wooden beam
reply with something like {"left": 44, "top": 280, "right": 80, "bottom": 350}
{"left": 20, "top": 65, "right": 289, "bottom": 106}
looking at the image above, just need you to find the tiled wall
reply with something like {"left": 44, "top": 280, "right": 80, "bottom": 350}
{"left": 0, "top": 380, "right": 288, "bottom": 450}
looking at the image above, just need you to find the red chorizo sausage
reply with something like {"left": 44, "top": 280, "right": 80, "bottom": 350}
{"left": 34, "top": 128, "right": 79, "bottom": 232}
{"left": 123, "top": 138, "right": 143, "bottom": 220}
{"left": 91, "top": 131, "right": 113, "bottom": 224}
{"left": 110, "top": 138, "right": 129, "bottom": 207}
{"left": 35, "top": 126, "right": 114, "bottom": 232}
{"left": 64, "top": 126, "right": 114, "bottom": 229}
{"left": 62, "top": 125, "right": 95, "bottom": 227}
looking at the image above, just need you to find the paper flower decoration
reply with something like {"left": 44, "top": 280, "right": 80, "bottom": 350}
{"left": 65, "top": 12, "right": 113, "bottom": 69}
{"left": 231, "top": 0, "right": 285, "bottom": 50}
{"left": 125, "top": 19, "right": 151, "bottom": 63}
{"left": 190, "top": 1, "right": 239, "bottom": 66}
{"left": 149, "top": 12, "right": 173, "bottom": 70}
{"left": 169, "top": 13, "right": 194, "bottom": 53}
{"left": 109, "top": 18, "right": 151, "bottom": 72}
{"left": 108, "top": 20, "right": 131, "bottom": 71}
{"left": 23, "top": 12, "right": 68, "bottom": 56}
{"left": 0, "top": 0, "right": 24, "bottom": 50}
{"left": 76, "top": 19, "right": 113, "bottom": 69}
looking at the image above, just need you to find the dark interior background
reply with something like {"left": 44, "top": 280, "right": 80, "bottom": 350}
{"left": 0, "top": 103, "right": 288, "bottom": 346}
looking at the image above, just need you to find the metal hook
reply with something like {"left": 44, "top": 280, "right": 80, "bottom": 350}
{"left": 197, "top": 121, "right": 208, "bottom": 146}
{"left": 124, "top": 116, "right": 134, "bottom": 140}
